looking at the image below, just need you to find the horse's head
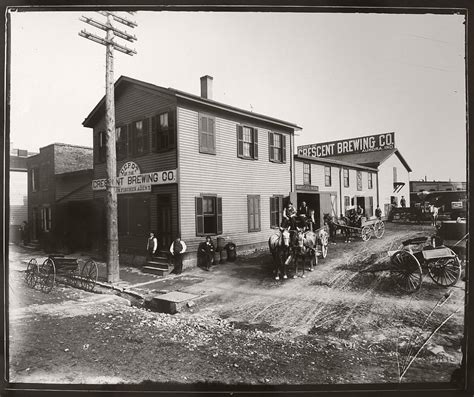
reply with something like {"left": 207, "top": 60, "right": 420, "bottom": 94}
{"left": 279, "top": 226, "right": 291, "bottom": 247}
{"left": 292, "top": 227, "right": 306, "bottom": 253}
{"left": 323, "top": 213, "right": 333, "bottom": 225}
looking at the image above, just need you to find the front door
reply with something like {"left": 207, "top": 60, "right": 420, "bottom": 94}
{"left": 157, "top": 194, "right": 172, "bottom": 250}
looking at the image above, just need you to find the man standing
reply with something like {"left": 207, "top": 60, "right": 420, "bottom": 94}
{"left": 170, "top": 236, "right": 187, "bottom": 275}
{"left": 198, "top": 236, "right": 215, "bottom": 271}
{"left": 400, "top": 196, "right": 406, "bottom": 208}
{"left": 146, "top": 232, "right": 158, "bottom": 262}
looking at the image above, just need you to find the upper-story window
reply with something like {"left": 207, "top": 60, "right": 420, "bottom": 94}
{"left": 269, "top": 132, "right": 286, "bottom": 163}
{"left": 357, "top": 171, "right": 362, "bottom": 191}
{"left": 324, "top": 166, "right": 331, "bottom": 187}
{"left": 343, "top": 168, "right": 349, "bottom": 188}
{"left": 31, "top": 167, "right": 40, "bottom": 192}
{"left": 152, "top": 111, "right": 176, "bottom": 152}
{"left": 237, "top": 125, "right": 258, "bottom": 160}
{"left": 303, "top": 162, "right": 311, "bottom": 185}
{"left": 368, "top": 172, "right": 373, "bottom": 189}
{"left": 199, "top": 114, "right": 216, "bottom": 154}
{"left": 116, "top": 125, "right": 128, "bottom": 161}
{"left": 95, "top": 131, "right": 106, "bottom": 163}
{"left": 133, "top": 119, "right": 150, "bottom": 156}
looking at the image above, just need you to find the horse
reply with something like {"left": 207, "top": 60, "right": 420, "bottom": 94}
{"left": 323, "top": 213, "right": 350, "bottom": 242}
{"left": 291, "top": 227, "right": 329, "bottom": 277}
{"left": 268, "top": 227, "right": 291, "bottom": 280}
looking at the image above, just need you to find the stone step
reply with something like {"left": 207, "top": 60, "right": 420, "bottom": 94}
{"left": 146, "top": 260, "right": 170, "bottom": 270}
{"left": 142, "top": 266, "right": 171, "bottom": 277}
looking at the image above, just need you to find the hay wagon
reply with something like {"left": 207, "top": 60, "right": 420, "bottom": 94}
{"left": 25, "top": 254, "right": 98, "bottom": 294}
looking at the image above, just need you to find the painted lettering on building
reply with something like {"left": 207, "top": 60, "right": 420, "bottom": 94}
{"left": 297, "top": 132, "right": 395, "bottom": 158}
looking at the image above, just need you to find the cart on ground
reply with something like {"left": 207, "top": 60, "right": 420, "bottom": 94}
{"left": 25, "top": 254, "right": 98, "bottom": 293}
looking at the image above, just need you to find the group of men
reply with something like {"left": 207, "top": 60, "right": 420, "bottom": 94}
{"left": 146, "top": 232, "right": 187, "bottom": 275}
{"left": 281, "top": 201, "right": 315, "bottom": 230}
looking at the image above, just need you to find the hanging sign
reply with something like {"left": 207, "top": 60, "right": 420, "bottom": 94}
{"left": 92, "top": 161, "right": 177, "bottom": 194}
{"left": 297, "top": 132, "right": 395, "bottom": 158}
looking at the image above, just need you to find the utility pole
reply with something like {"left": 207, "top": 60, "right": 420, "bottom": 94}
{"left": 79, "top": 11, "right": 137, "bottom": 282}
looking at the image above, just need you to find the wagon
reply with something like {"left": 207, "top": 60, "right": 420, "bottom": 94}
{"left": 386, "top": 236, "right": 462, "bottom": 293}
{"left": 338, "top": 217, "right": 385, "bottom": 241}
{"left": 25, "top": 254, "right": 98, "bottom": 293}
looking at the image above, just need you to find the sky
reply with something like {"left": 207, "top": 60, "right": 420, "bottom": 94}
{"left": 8, "top": 9, "right": 467, "bottom": 182}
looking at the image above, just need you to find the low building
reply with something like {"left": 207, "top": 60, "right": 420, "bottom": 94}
{"left": 297, "top": 133, "right": 412, "bottom": 216}
{"left": 9, "top": 148, "right": 37, "bottom": 244}
{"left": 26, "top": 143, "right": 94, "bottom": 251}
{"left": 293, "top": 155, "right": 378, "bottom": 225}
{"left": 83, "top": 75, "right": 301, "bottom": 266}
{"left": 410, "top": 180, "right": 466, "bottom": 193}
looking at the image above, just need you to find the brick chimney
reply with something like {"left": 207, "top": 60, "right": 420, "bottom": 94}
{"left": 200, "top": 75, "right": 213, "bottom": 100}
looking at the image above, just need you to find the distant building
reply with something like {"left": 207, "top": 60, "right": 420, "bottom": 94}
{"left": 10, "top": 148, "right": 37, "bottom": 244}
{"left": 26, "top": 143, "right": 94, "bottom": 251}
{"left": 410, "top": 180, "right": 466, "bottom": 193}
{"left": 297, "top": 133, "right": 412, "bottom": 216}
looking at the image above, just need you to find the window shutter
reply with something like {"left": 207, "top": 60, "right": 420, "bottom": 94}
{"left": 253, "top": 128, "right": 258, "bottom": 159}
{"left": 151, "top": 116, "right": 157, "bottom": 151}
{"left": 209, "top": 117, "right": 216, "bottom": 153}
{"left": 268, "top": 132, "right": 274, "bottom": 161}
{"left": 198, "top": 114, "right": 204, "bottom": 151}
{"left": 237, "top": 125, "right": 243, "bottom": 157}
{"left": 281, "top": 134, "right": 286, "bottom": 163}
{"left": 143, "top": 118, "right": 150, "bottom": 154}
{"left": 195, "top": 197, "right": 204, "bottom": 236}
{"left": 128, "top": 123, "right": 134, "bottom": 156}
{"left": 256, "top": 196, "right": 261, "bottom": 231}
{"left": 217, "top": 196, "right": 223, "bottom": 235}
{"left": 248, "top": 196, "right": 253, "bottom": 232}
{"left": 168, "top": 111, "right": 176, "bottom": 147}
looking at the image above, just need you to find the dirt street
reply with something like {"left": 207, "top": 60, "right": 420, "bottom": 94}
{"left": 8, "top": 222, "right": 465, "bottom": 385}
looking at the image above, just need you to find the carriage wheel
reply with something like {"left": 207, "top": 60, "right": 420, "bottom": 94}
{"left": 25, "top": 259, "right": 38, "bottom": 288}
{"left": 427, "top": 257, "right": 461, "bottom": 287}
{"left": 361, "top": 226, "right": 372, "bottom": 241}
{"left": 40, "top": 258, "right": 56, "bottom": 294}
{"left": 373, "top": 220, "right": 385, "bottom": 239}
{"left": 390, "top": 250, "right": 423, "bottom": 293}
{"left": 81, "top": 260, "right": 98, "bottom": 292}
{"left": 320, "top": 243, "right": 328, "bottom": 259}
{"left": 320, "top": 232, "right": 329, "bottom": 259}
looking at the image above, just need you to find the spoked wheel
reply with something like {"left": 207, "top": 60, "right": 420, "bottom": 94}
{"left": 427, "top": 256, "right": 461, "bottom": 287}
{"left": 320, "top": 231, "right": 329, "bottom": 259}
{"left": 390, "top": 250, "right": 423, "bottom": 293}
{"left": 81, "top": 259, "right": 98, "bottom": 292}
{"left": 361, "top": 226, "right": 372, "bottom": 241}
{"left": 40, "top": 258, "right": 56, "bottom": 294}
{"left": 373, "top": 220, "right": 385, "bottom": 239}
{"left": 25, "top": 259, "right": 39, "bottom": 288}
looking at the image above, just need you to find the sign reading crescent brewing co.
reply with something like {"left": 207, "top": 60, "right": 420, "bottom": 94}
{"left": 297, "top": 132, "right": 395, "bottom": 158}
{"left": 92, "top": 161, "right": 177, "bottom": 194}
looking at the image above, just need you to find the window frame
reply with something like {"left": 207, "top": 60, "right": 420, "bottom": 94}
{"left": 324, "top": 166, "right": 332, "bottom": 187}
{"left": 41, "top": 206, "right": 51, "bottom": 232}
{"left": 357, "top": 171, "right": 363, "bottom": 191}
{"left": 303, "top": 162, "right": 311, "bottom": 185}
{"left": 270, "top": 195, "right": 283, "bottom": 228}
{"left": 237, "top": 124, "right": 258, "bottom": 160}
{"left": 31, "top": 167, "right": 40, "bottom": 192}
{"left": 199, "top": 113, "right": 216, "bottom": 155}
{"left": 247, "top": 195, "right": 261, "bottom": 232}
{"left": 343, "top": 168, "right": 350, "bottom": 188}
{"left": 152, "top": 110, "right": 176, "bottom": 152}
{"left": 118, "top": 196, "right": 150, "bottom": 237}
{"left": 268, "top": 132, "right": 286, "bottom": 163}
{"left": 368, "top": 172, "right": 373, "bottom": 189}
{"left": 195, "top": 194, "right": 223, "bottom": 236}
{"left": 95, "top": 131, "right": 106, "bottom": 163}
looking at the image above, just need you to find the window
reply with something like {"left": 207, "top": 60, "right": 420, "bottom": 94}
{"left": 343, "top": 169, "right": 349, "bottom": 188}
{"left": 116, "top": 125, "right": 128, "bottom": 160}
{"left": 199, "top": 114, "right": 216, "bottom": 154}
{"left": 237, "top": 125, "right": 258, "bottom": 159}
{"left": 393, "top": 167, "right": 398, "bottom": 183}
{"left": 41, "top": 206, "right": 51, "bottom": 232}
{"left": 95, "top": 131, "right": 106, "bottom": 163}
{"left": 270, "top": 196, "right": 283, "bottom": 228}
{"left": 357, "top": 171, "right": 362, "bottom": 191}
{"left": 268, "top": 132, "right": 286, "bottom": 163}
{"left": 303, "top": 163, "right": 311, "bottom": 185}
{"left": 31, "top": 167, "right": 40, "bottom": 192}
{"left": 118, "top": 197, "right": 150, "bottom": 236}
{"left": 344, "top": 196, "right": 350, "bottom": 212}
{"left": 195, "top": 195, "right": 222, "bottom": 236}
{"left": 152, "top": 111, "right": 175, "bottom": 152}
{"left": 132, "top": 119, "right": 150, "bottom": 156}
{"left": 324, "top": 166, "right": 331, "bottom": 187}
{"left": 368, "top": 173, "right": 373, "bottom": 189}
{"left": 247, "top": 195, "right": 261, "bottom": 232}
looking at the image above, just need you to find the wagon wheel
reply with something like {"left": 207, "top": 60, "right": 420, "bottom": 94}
{"left": 25, "top": 259, "right": 38, "bottom": 288}
{"left": 361, "top": 226, "right": 372, "bottom": 241}
{"left": 427, "top": 256, "right": 461, "bottom": 287}
{"left": 373, "top": 220, "right": 385, "bottom": 239}
{"left": 40, "top": 258, "right": 56, "bottom": 294}
{"left": 67, "top": 265, "right": 80, "bottom": 288}
{"left": 390, "top": 250, "right": 423, "bottom": 293}
{"left": 81, "top": 259, "right": 98, "bottom": 292}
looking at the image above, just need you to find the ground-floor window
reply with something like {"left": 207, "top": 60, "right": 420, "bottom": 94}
{"left": 247, "top": 195, "right": 261, "bottom": 232}
{"left": 118, "top": 196, "right": 150, "bottom": 236}
{"left": 196, "top": 195, "right": 222, "bottom": 236}
{"left": 41, "top": 206, "right": 51, "bottom": 232}
{"left": 270, "top": 195, "right": 283, "bottom": 228}
{"left": 344, "top": 196, "right": 350, "bottom": 213}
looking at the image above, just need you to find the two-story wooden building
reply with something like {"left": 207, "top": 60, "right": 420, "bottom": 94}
{"left": 83, "top": 75, "right": 301, "bottom": 266}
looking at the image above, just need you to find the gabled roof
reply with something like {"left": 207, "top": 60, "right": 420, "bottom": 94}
{"left": 83, "top": 75, "right": 302, "bottom": 131}
{"left": 324, "top": 148, "right": 412, "bottom": 172}
{"left": 295, "top": 154, "right": 378, "bottom": 172}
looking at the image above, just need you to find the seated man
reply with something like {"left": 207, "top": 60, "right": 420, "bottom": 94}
{"left": 282, "top": 202, "right": 297, "bottom": 229}
{"left": 198, "top": 236, "right": 215, "bottom": 271}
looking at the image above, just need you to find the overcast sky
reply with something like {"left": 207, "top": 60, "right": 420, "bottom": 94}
{"left": 9, "top": 9, "right": 467, "bottom": 182}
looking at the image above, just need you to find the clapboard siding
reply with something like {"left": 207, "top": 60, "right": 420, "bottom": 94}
{"left": 295, "top": 161, "right": 341, "bottom": 194}
{"left": 177, "top": 106, "right": 293, "bottom": 250}
{"left": 378, "top": 154, "right": 410, "bottom": 216}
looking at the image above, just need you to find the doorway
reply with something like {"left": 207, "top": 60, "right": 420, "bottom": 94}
{"left": 157, "top": 194, "right": 172, "bottom": 250}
